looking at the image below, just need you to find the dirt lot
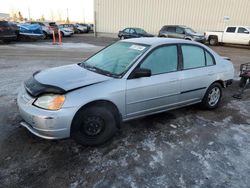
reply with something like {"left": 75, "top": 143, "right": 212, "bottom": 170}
{"left": 0, "top": 34, "right": 250, "bottom": 188}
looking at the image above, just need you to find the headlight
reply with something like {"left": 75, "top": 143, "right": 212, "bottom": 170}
{"left": 33, "top": 94, "right": 65, "bottom": 110}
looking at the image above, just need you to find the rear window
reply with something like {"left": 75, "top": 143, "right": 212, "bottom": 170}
{"left": 226, "top": 27, "right": 236, "bottom": 33}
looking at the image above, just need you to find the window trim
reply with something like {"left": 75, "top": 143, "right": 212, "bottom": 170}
{"left": 128, "top": 44, "right": 181, "bottom": 79}
{"left": 179, "top": 43, "right": 216, "bottom": 71}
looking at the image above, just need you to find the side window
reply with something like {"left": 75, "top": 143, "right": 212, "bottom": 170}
{"left": 176, "top": 27, "right": 185, "bottom": 34}
{"left": 182, "top": 45, "right": 205, "bottom": 69}
{"left": 238, "top": 27, "right": 249, "bottom": 34}
{"left": 140, "top": 45, "right": 178, "bottom": 75}
{"left": 124, "top": 28, "right": 130, "bottom": 33}
{"left": 205, "top": 51, "right": 214, "bottom": 66}
{"left": 130, "top": 29, "right": 136, "bottom": 34}
{"left": 226, "top": 27, "right": 236, "bottom": 33}
{"left": 167, "top": 27, "right": 175, "bottom": 33}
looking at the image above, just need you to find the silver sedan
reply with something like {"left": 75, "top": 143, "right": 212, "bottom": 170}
{"left": 17, "top": 38, "right": 234, "bottom": 145}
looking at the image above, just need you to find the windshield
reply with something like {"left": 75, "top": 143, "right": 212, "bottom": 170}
{"left": 134, "top": 28, "right": 146, "bottom": 34}
{"left": 81, "top": 42, "right": 149, "bottom": 77}
{"left": 185, "top": 28, "right": 196, "bottom": 34}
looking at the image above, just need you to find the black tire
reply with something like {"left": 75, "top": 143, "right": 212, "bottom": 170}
{"left": 201, "top": 83, "right": 222, "bottom": 110}
{"left": 209, "top": 37, "right": 218, "bottom": 46}
{"left": 71, "top": 105, "right": 118, "bottom": 146}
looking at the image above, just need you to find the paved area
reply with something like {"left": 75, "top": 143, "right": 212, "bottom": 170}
{"left": 0, "top": 35, "right": 250, "bottom": 187}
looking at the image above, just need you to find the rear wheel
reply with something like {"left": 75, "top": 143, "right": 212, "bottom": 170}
{"left": 209, "top": 37, "right": 218, "bottom": 46}
{"left": 201, "top": 83, "right": 222, "bottom": 109}
{"left": 71, "top": 105, "right": 118, "bottom": 146}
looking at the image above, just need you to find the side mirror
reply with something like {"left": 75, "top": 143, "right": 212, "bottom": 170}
{"left": 133, "top": 68, "right": 151, "bottom": 78}
{"left": 244, "top": 30, "right": 250, "bottom": 34}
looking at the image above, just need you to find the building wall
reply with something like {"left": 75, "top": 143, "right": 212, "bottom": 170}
{"left": 94, "top": 0, "right": 250, "bottom": 36}
{"left": 0, "top": 13, "right": 10, "bottom": 20}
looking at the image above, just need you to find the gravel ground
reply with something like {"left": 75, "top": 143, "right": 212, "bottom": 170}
{"left": 0, "top": 35, "right": 250, "bottom": 188}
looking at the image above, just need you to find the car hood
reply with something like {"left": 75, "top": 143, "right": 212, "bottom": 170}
{"left": 25, "top": 64, "right": 112, "bottom": 97}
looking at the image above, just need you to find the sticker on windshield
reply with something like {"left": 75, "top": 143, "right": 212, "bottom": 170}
{"left": 130, "top": 45, "right": 146, "bottom": 51}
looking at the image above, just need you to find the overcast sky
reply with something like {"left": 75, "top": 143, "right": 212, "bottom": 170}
{"left": 0, "top": 0, "right": 94, "bottom": 22}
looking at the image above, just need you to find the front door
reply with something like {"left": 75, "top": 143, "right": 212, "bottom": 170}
{"left": 236, "top": 27, "right": 250, "bottom": 45}
{"left": 126, "top": 45, "right": 181, "bottom": 118}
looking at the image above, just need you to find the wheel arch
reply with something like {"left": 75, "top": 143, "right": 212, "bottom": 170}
{"left": 208, "top": 35, "right": 218, "bottom": 41}
{"left": 212, "top": 80, "right": 225, "bottom": 88}
{"left": 71, "top": 100, "right": 122, "bottom": 132}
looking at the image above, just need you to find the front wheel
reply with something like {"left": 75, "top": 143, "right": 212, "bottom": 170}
{"left": 201, "top": 83, "right": 222, "bottom": 109}
{"left": 71, "top": 106, "right": 118, "bottom": 146}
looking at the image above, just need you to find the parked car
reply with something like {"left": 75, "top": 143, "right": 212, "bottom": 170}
{"left": 205, "top": 26, "right": 250, "bottom": 46}
{"left": 18, "top": 23, "right": 44, "bottom": 40}
{"left": 17, "top": 38, "right": 234, "bottom": 145}
{"left": 59, "top": 24, "right": 78, "bottom": 34}
{"left": 27, "top": 21, "right": 59, "bottom": 39}
{"left": 158, "top": 25, "right": 205, "bottom": 43}
{"left": 58, "top": 25, "right": 74, "bottom": 37}
{"left": 118, "top": 27, "right": 154, "bottom": 39}
{"left": 9, "top": 22, "right": 20, "bottom": 37}
{"left": 0, "top": 21, "right": 17, "bottom": 43}
{"left": 75, "top": 23, "right": 88, "bottom": 33}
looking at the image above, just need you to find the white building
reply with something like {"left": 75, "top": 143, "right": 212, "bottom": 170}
{"left": 0, "top": 13, "right": 10, "bottom": 20}
{"left": 94, "top": 0, "right": 250, "bottom": 37}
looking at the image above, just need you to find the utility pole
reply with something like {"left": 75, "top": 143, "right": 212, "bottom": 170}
{"left": 66, "top": 8, "right": 69, "bottom": 23}
{"left": 28, "top": 7, "right": 30, "bottom": 20}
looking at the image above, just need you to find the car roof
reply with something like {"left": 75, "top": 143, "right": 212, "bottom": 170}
{"left": 163, "top": 25, "right": 187, "bottom": 28}
{"left": 122, "top": 37, "right": 196, "bottom": 46}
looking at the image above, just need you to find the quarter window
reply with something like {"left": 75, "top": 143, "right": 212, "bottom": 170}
{"left": 140, "top": 45, "right": 178, "bottom": 75}
{"left": 205, "top": 51, "right": 214, "bottom": 66}
{"left": 226, "top": 27, "right": 236, "bottom": 33}
{"left": 182, "top": 45, "right": 206, "bottom": 69}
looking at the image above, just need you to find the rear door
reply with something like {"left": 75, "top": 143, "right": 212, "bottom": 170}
{"left": 222, "top": 27, "right": 237, "bottom": 43}
{"left": 123, "top": 28, "right": 130, "bottom": 38}
{"left": 166, "top": 26, "right": 176, "bottom": 38}
{"left": 129, "top": 28, "right": 138, "bottom": 38}
{"left": 126, "top": 45, "right": 181, "bottom": 118}
{"left": 175, "top": 27, "right": 186, "bottom": 39}
{"left": 179, "top": 44, "right": 216, "bottom": 104}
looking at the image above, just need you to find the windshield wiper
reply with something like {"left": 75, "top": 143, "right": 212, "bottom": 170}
{"left": 82, "top": 63, "right": 117, "bottom": 78}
